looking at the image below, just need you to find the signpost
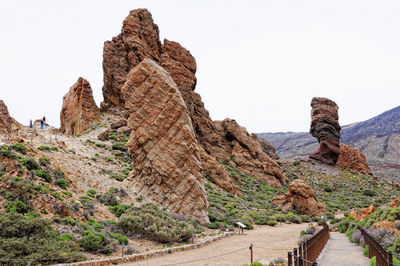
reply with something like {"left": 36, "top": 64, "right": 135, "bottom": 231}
{"left": 236, "top": 222, "right": 246, "bottom": 235}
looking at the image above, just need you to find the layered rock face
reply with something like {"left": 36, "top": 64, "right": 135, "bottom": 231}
{"left": 102, "top": 8, "right": 285, "bottom": 195}
{"left": 257, "top": 135, "right": 280, "bottom": 160}
{"left": 102, "top": 9, "right": 162, "bottom": 110}
{"left": 271, "top": 179, "right": 326, "bottom": 216}
{"left": 309, "top": 97, "right": 341, "bottom": 165}
{"left": 60, "top": 78, "right": 100, "bottom": 136}
{"left": 0, "top": 100, "right": 21, "bottom": 135}
{"left": 337, "top": 144, "right": 370, "bottom": 174}
{"left": 349, "top": 205, "right": 376, "bottom": 222}
{"left": 121, "top": 58, "right": 208, "bottom": 223}
{"left": 214, "top": 119, "right": 285, "bottom": 187}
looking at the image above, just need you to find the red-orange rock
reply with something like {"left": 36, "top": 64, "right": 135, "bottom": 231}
{"left": 375, "top": 220, "right": 398, "bottom": 235}
{"left": 0, "top": 100, "right": 21, "bottom": 135}
{"left": 102, "top": 9, "right": 162, "bottom": 110}
{"left": 60, "top": 77, "right": 100, "bottom": 136}
{"left": 271, "top": 179, "right": 326, "bottom": 216}
{"left": 122, "top": 58, "right": 208, "bottom": 223}
{"left": 390, "top": 197, "right": 399, "bottom": 208}
{"left": 337, "top": 144, "right": 370, "bottom": 174}
{"left": 349, "top": 205, "right": 376, "bottom": 221}
{"left": 309, "top": 97, "right": 341, "bottom": 165}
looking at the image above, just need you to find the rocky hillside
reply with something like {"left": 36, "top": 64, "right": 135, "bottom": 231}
{"left": 259, "top": 105, "right": 400, "bottom": 180}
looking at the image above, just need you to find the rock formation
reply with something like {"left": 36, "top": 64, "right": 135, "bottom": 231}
{"left": 337, "top": 144, "right": 370, "bottom": 174}
{"left": 60, "top": 77, "right": 100, "bottom": 136}
{"left": 121, "top": 58, "right": 208, "bottom": 223}
{"left": 257, "top": 135, "right": 280, "bottom": 160}
{"left": 0, "top": 100, "right": 21, "bottom": 135}
{"left": 271, "top": 179, "right": 326, "bottom": 216}
{"left": 101, "top": 8, "right": 285, "bottom": 194}
{"left": 102, "top": 9, "right": 162, "bottom": 110}
{"left": 349, "top": 205, "right": 376, "bottom": 221}
{"left": 309, "top": 97, "right": 341, "bottom": 165}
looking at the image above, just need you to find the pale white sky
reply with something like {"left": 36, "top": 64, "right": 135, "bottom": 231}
{"left": 1, "top": 0, "right": 399, "bottom": 133}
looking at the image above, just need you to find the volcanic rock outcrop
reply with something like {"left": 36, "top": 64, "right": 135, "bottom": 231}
{"left": 271, "top": 179, "right": 326, "bottom": 216}
{"left": 102, "top": 9, "right": 162, "bottom": 110}
{"left": 121, "top": 58, "right": 208, "bottom": 223}
{"left": 60, "top": 77, "right": 100, "bottom": 136}
{"left": 0, "top": 100, "right": 21, "bottom": 135}
{"left": 101, "top": 8, "right": 285, "bottom": 194}
{"left": 337, "top": 144, "right": 370, "bottom": 174}
{"left": 349, "top": 205, "right": 376, "bottom": 222}
{"left": 309, "top": 97, "right": 341, "bottom": 165}
{"left": 257, "top": 135, "right": 280, "bottom": 160}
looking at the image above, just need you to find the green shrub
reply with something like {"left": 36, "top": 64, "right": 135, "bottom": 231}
{"left": 300, "top": 215, "right": 311, "bottom": 223}
{"left": 267, "top": 220, "right": 277, "bottom": 226}
{"left": 20, "top": 157, "right": 39, "bottom": 170}
{"left": 250, "top": 262, "right": 264, "bottom": 266}
{"left": 39, "top": 157, "right": 50, "bottom": 166}
{"left": 4, "top": 201, "right": 31, "bottom": 213}
{"left": 38, "top": 145, "right": 58, "bottom": 151}
{"left": 0, "top": 212, "right": 84, "bottom": 265}
{"left": 208, "top": 222, "right": 219, "bottom": 229}
{"left": 12, "top": 143, "right": 27, "bottom": 154}
{"left": 370, "top": 256, "right": 376, "bottom": 266}
{"left": 35, "top": 170, "right": 52, "bottom": 182}
{"left": 118, "top": 203, "right": 195, "bottom": 243}
{"left": 109, "top": 204, "right": 130, "bottom": 217}
{"left": 363, "top": 245, "right": 369, "bottom": 257}
{"left": 63, "top": 191, "right": 72, "bottom": 197}
{"left": 55, "top": 178, "right": 69, "bottom": 189}
{"left": 300, "top": 230, "right": 307, "bottom": 236}
{"left": 110, "top": 233, "right": 128, "bottom": 245}
{"left": 112, "top": 142, "right": 127, "bottom": 151}
{"left": 87, "top": 189, "right": 96, "bottom": 198}
{"left": 0, "top": 147, "right": 16, "bottom": 159}
{"left": 54, "top": 169, "right": 65, "bottom": 179}
{"left": 78, "top": 230, "right": 111, "bottom": 254}
{"left": 61, "top": 233, "right": 75, "bottom": 242}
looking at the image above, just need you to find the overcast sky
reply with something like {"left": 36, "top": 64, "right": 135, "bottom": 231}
{"left": 1, "top": 1, "right": 399, "bottom": 133}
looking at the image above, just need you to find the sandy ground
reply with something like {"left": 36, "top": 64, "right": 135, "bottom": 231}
{"left": 121, "top": 223, "right": 309, "bottom": 266}
{"left": 317, "top": 232, "right": 370, "bottom": 266}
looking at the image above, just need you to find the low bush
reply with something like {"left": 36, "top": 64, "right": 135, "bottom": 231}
{"left": 363, "top": 245, "right": 369, "bottom": 257}
{"left": 35, "top": 170, "right": 52, "bottom": 182}
{"left": 112, "top": 142, "right": 127, "bottom": 152}
{"left": 109, "top": 204, "right": 130, "bottom": 217}
{"left": 118, "top": 203, "right": 194, "bottom": 243}
{"left": 87, "top": 189, "right": 96, "bottom": 198}
{"left": 55, "top": 178, "right": 69, "bottom": 189}
{"left": 4, "top": 200, "right": 31, "bottom": 213}
{"left": 110, "top": 233, "right": 128, "bottom": 245}
{"left": 0, "top": 212, "right": 84, "bottom": 265}
{"left": 20, "top": 157, "right": 39, "bottom": 170}
{"left": 208, "top": 222, "right": 219, "bottom": 229}
{"left": 0, "top": 146, "right": 16, "bottom": 159}
{"left": 38, "top": 145, "right": 58, "bottom": 152}
{"left": 78, "top": 230, "right": 111, "bottom": 254}
{"left": 12, "top": 143, "right": 27, "bottom": 154}
{"left": 39, "top": 157, "right": 50, "bottom": 166}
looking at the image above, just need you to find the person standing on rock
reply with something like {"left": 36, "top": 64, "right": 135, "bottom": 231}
{"left": 40, "top": 119, "right": 44, "bottom": 129}
{"left": 42, "top": 116, "right": 46, "bottom": 124}
{"left": 29, "top": 119, "right": 33, "bottom": 128}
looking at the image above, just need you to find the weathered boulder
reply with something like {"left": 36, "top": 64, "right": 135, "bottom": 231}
{"left": 271, "top": 179, "right": 326, "bottom": 216}
{"left": 102, "top": 9, "right": 162, "bottom": 110}
{"left": 60, "top": 77, "right": 100, "bottom": 136}
{"left": 121, "top": 58, "right": 208, "bottom": 223}
{"left": 337, "top": 144, "right": 370, "bottom": 174}
{"left": 0, "top": 100, "right": 21, "bottom": 135}
{"left": 349, "top": 205, "right": 376, "bottom": 221}
{"left": 390, "top": 197, "right": 399, "bottom": 208}
{"left": 257, "top": 135, "right": 280, "bottom": 160}
{"left": 309, "top": 97, "right": 341, "bottom": 165}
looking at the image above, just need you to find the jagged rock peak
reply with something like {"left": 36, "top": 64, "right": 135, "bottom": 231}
{"left": 309, "top": 97, "right": 341, "bottom": 165}
{"left": 60, "top": 77, "right": 100, "bottom": 136}
{"left": 122, "top": 58, "right": 209, "bottom": 223}
{"left": 0, "top": 100, "right": 21, "bottom": 135}
{"left": 102, "top": 9, "right": 162, "bottom": 110}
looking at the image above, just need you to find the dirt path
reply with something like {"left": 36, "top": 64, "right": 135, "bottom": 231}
{"left": 121, "top": 223, "right": 308, "bottom": 266}
{"left": 317, "top": 232, "right": 370, "bottom": 266}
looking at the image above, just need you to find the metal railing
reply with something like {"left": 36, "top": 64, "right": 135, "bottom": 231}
{"left": 360, "top": 227, "right": 394, "bottom": 266}
{"left": 288, "top": 223, "right": 330, "bottom": 266}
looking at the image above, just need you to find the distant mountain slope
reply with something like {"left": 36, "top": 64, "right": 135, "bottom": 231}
{"left": 259, "top": 106, "right": 400, "bottom": 181}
